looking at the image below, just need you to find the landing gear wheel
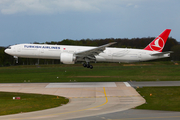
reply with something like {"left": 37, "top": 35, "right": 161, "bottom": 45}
{"left": 83, "top": 60, "right": 93, "bottom": 69}
{"left": 90, "top": 65, "right": 93, "bottom": 69}
{"left": 83, "top": 63, "right": 87, "bottom": 67}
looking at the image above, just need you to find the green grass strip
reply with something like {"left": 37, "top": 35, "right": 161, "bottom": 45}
{"left": 0, "top": 92, "right": 69, "bottom": 115}
{"left": 0, "top": 62, "right": 180, "bottom": 83}
{"left": 136, "top": 87, "right": 180, "bottom": 111}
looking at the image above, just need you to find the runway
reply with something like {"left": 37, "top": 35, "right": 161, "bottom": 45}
{"left": 0, "top": 82, "right": 145, "bottom": 120}
{"left": 1, "top": 81, "right": 180, "bottom": 120}
{"left": 72, "top": 109, "right": 180, "bottom": 120}
{"left": 71, "top": 81, "right": 180, "bottom": 120}
{"left": 129, "top": 81, "right": 180, "bottom": 87}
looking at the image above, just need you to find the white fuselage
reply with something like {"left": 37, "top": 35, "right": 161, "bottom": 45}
{"left": 5, "top": 44, "right": 169, "bottom": 63}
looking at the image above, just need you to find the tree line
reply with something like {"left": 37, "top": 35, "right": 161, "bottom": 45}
{"left": 0, "top": 37, "right": 180, "bottom": 66}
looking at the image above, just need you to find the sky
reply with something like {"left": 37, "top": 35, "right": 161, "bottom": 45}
{"left": 0, "top": 0, "right": 180, "bottom": 47}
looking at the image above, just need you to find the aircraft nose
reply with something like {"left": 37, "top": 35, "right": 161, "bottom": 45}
{"left": 4, "top": 49, "right": 7, "bottom": 53}
{"left": 4, "top": 49, "right": 10, "bottom": 54}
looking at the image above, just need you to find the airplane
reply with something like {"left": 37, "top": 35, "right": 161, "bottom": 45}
{"left": 5, "top": 29, "right": 173, "bottom": 69}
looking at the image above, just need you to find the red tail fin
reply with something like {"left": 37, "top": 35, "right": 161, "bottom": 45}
{"left": 144, "top": 29, "right": 171, "bottom": 52}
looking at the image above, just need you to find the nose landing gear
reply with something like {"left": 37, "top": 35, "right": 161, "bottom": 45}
{"left": 14, "top": 56, "right": 18, "bottom": 63}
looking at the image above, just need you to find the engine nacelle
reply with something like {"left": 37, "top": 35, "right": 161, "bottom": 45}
{"left": 60, "top": 53, "right": 76, "bottom": 64}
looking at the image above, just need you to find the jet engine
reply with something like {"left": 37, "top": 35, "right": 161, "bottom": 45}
{"left": 60, "top": 53, "right": 76, "bottom": 64}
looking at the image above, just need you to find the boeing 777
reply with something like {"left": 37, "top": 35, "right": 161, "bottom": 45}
{"left": 5, "top": 29, "right": 172, "bottom": 69}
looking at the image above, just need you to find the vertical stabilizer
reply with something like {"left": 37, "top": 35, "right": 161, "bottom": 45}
{"left": 144, "top": 29, "right": 171, "bottom": 52}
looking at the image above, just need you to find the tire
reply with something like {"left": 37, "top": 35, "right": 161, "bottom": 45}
{"left": 90, "top": 65, "right": 93, "bottom": 69}
{"left": 83, "top": 63, "right": 87, "bottom": 67}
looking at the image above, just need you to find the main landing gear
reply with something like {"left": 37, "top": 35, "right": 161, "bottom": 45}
{"left": 83, "top": 63, "right": 93, "bottom": 69}
{"left": 83, "top": 57, "right": 93, "bottom": 69}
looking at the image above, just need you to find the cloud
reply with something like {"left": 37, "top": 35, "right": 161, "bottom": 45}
{"left": 0, "top": 0, "right": 142, "bottom": 15}
{"left": 126, "top": 3, "right": 139, "bottom": 8}
{"left": 0, "top": 0, "right": 142, "bottom": 14}
{"left": 0, "top": 0, "right": 102, "bottom": 14}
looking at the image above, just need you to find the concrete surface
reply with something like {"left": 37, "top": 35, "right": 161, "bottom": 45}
{"left": 0, "top": 82, "right": 145, "bottom": 120}
{"left": 129, "top": 81, "right": 180, "bottom": 87}
{"left": 70, "top": 81, "right": 180, "bottom": 120}
{"left": 72, "top": 109, "right": 180, "bottom": 120}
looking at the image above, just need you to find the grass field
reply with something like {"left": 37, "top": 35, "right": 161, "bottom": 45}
{"left": 0, "top": 61, "right": 180, "bottom": 113}
{"left": 0, "top": 92, "right": 69, "bottom": 115}
{"left": 136, "top": 87, "right": 180, "bottom": 111}
{"left": 0, "top": 61, "right": 180, "bottom": 83}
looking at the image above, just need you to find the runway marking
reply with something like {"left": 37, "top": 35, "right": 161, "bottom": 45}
{"left": 46, "top": 82, "right": 117, "bottom": 88}
{"left": 69, "top": 95, "right": 140, "bottom": 99}
{"left": 124, "top": 82, "right": 131, "bottom": 87}
{"left": 12, "top": 87, "right": 108, "bottom": 120}
{"left": 0, "top": 84, "right": 21, "bottom": 86}
{"left": 111, "top": 115, "right": 180, "bottom": 120}
{"left": 54, "top": 88, "right": 105, "bottom": 94}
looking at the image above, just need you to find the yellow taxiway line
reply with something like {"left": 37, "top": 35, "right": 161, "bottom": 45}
{"left": 13, "top": 87, "right": 108, "bottom": 120}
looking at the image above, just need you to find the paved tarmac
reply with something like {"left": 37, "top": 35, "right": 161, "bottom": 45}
{"left": 129, "top": 81, "right": 180, "bottom": 87}
{"left": 1, "top": 81, "right": 180, "bottom": 120}
{"left": 71, "top": 109, "right": 180, "bottom": 120}
{"left": 0, "top": 82, "right": 145, "bottom": 120}
{"left": 71, "top": 81, "right": 180, "bottom": 120}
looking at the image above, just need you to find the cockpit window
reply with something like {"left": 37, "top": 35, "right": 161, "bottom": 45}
{"left": 7, "top": 47, "right": 11, "bottom": 49}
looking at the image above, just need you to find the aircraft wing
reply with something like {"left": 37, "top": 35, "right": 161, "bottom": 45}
{"left": 151, "top": 51, "right": 173, "bottom": 56}
{"left": 75, "top": 42, "right": 117, "bottom": 59}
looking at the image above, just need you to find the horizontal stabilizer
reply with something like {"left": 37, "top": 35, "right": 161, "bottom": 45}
{"left": 151, "top": 51, "right": 173, "bottom": 56}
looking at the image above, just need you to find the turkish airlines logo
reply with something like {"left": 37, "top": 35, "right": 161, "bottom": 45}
{"left": 149, "top": 37, "right": 164, "bottom": 51}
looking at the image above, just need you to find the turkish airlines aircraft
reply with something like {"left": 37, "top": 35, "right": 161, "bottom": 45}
{"left": 5, "top": 29, "right": 172, "bottom": 69}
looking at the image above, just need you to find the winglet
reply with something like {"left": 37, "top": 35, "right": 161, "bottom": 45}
{"left": 144, "top": 29, "right": 171, "bottom": 52}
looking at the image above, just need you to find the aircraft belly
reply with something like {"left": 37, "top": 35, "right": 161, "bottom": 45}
{"left": 95, "top": 56, "right": 106, "bottom": 62}
{"left": 113, "top": 54, "right": 139, "bottom": 63}
{"left": 98, "top": 53, "right": 112, "bottom": 62}
{"left": 39, "top": 50, "right": 60, "bottom": 59}
{"left": 15, "top": 49, "right": 60, "bottom": 59}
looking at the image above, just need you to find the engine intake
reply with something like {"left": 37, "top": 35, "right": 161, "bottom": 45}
{"left": 60, "top": 53, "right": 76, "bottom": 64}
